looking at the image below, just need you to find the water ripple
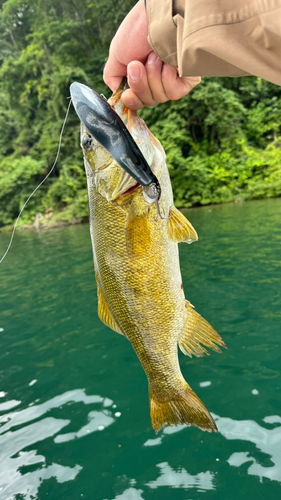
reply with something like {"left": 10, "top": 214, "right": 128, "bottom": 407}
{"left": 103, "top": 488, "right": 146, "bottom": 500}
{"left": 0, "top": 389, "right": 118, "bottom": 499}
{"left": 146, "top": 462, "right": 215, "bottom": 490}
{"left": 215, "top": 413, "right": 281, "bottom": 482}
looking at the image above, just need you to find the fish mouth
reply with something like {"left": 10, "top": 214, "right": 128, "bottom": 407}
{"left": 122, "top": 182, "right": 141, "bottom": 196}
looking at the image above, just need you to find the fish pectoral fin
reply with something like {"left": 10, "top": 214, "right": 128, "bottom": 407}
{"left": 126, "top": 204, "right": 151, "bottom": 257}
{"left": 167, "top": 206, "right": 198, "bottom": 244}
{"left": 149, "top": 384, "right": 217, "bottom": 433}
{"left": 178, "top": 300, "right": 227, "bottom": 357}
{"left": 96, "top": 275, "right": 124, "bottom": 336}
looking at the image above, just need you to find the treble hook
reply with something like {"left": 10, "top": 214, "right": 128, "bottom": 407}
{"left": 143, "top": 182, "right": 171, "bottom": 222}
{"left": 147, "top": 200, "right": 171, "bottom": 222}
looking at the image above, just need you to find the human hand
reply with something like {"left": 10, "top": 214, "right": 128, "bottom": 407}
{"left": 103, "top": 0, "right": 201, "bottom": 110}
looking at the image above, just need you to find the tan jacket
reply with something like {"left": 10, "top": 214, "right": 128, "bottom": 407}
{"left": 146, "top": 0, "right": 281, "bottom": 86}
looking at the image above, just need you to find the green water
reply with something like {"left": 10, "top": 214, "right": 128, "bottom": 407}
{"left": 0, "top": 198, "right": 280, "bottom": 500}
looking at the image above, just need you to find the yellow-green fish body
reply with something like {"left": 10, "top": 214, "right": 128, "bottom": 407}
{"left": 81, "top": 88, "right": 226, "bottom": 433}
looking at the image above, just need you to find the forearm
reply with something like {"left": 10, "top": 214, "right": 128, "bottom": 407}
{"left": 147, "top": 0, "right": 281, "bottom": 86}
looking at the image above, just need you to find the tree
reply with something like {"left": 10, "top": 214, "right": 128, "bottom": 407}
{"left": 0, "top": 0, "right": 281, "bottom": 228}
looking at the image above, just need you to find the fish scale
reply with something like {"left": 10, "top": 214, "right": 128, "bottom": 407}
{"left": 79, "top": 84, "right": 227, "bottom": 433}
{"left": 91, "top": 189, "right": 182, "bottom": 384}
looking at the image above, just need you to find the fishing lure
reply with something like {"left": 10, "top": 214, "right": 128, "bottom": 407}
{"left": 70, "top": 81, "right": 167, "bottom": 220}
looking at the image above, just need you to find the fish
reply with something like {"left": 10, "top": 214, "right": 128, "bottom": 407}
{"left": 79, "top": 85, "right": 227, "bottom": 433}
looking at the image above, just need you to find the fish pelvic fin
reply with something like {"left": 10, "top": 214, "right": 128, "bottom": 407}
{"left": 149, "top": 384, "right": 217, "bottom": 433}
{"left": 179, "top": 301, "right": 227, "bottom": 357}
{"left": 96, "top": 273, "right": 124, "bottom": 336}
{"left": 167, "top": 206, "right": 198, "bottom": 244}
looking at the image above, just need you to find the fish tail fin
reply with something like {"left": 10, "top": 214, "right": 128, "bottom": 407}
{"left": 149, "top": 384, "right": 217, "bottom": 434}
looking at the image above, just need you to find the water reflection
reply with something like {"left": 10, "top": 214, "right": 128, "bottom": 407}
{"left": 105, "top": 461, "right": 215, "bottom": 500}
{"left": 103, "top": 488, "right": 146, "bottom": 500}
{"left": 0, "top": 399, "right": 20, "bottom": 412}
{"left": 146, "top": 462, "right": 215, "bottom": 490}
{"left": 143, "top": 411, "right": 281, "bottom": 485}
{"left": 54, "top": 410, "right": 114, "bottom": 442}
{"left": 0, "top": 389, "right": 117, "bottom": 499}
{"left": 143, "top": 422, "right": 186, "bottom": 447}
{"left": 214, "top": 413, "right": 281, "bottom": 482}
{"left": 0, "top": 416, "right": 81, "bottom": 499}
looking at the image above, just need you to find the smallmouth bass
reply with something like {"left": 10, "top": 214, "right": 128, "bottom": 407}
{"left": 80, "top": 86, "right": 226, "bottom": 433}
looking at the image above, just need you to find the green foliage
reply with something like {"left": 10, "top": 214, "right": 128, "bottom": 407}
{"left": 0, "top": 0, "right": 135, "bottom": 228}
{"left": 0, "top": 154, "right": 45, "bottom": 224}
{"left": 0, "top": 0, "right": 281, "bottom": 229}
{"left": 141, "top": 78, "right": 281, "bottom": 208}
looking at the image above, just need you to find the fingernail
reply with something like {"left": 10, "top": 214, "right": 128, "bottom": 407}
{"left": 126, "top": 99, "right": 135, "bottom": 107}
{"left": 129, "top": 66, "right": 140, "bottom": 82}
{"left": 147, "top": 52, "right": 158, "bottom": 65}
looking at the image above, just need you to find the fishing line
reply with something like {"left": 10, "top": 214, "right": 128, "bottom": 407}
{"left": 0, "top": 98, "right": 72, "bottom": 264}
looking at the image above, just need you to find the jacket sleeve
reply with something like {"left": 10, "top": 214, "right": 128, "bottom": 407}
{"left": 146, "top": 0, "right": 281, "bottom": 86}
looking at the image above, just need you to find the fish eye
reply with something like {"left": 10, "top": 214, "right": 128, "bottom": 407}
{"left": 82, "top": 134, "right": 92, "bottom": 148}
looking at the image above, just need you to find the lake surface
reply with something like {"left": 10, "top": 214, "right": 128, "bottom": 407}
{"left": 0, "top": 198, "right": 280, "bottom": 500}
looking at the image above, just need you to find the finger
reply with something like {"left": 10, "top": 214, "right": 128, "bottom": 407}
{"left": 121, "top": 89, "right": 145, "bottom": 110}
{"left": 145, "top": 52, "right": 168, "bottom": 104}
{"left": 127, "top": 61, "right": 157, "bottom": 107}
{"left": 103, "top": 51, "right": 127, "bottom": 91}
{"left": 162, "top": 64, "right": 201, "bottom": 100}
{"left": 181, "top": 75, "right": 202, "bottom": 93}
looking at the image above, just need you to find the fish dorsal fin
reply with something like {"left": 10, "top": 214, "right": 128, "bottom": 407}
{"left": 126, "top": 204, "right": 151, "bottom": 257}
{"left": 167, "top": 206, "right": 198, "bottom": 244}
{"left": 96, "top": 273, "right": 124, "bottom": 336}
{"left": 179, "top": 301, "right": 227, "bottom": 357}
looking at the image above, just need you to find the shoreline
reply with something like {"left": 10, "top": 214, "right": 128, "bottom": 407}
{"left": 1, "top": 196, "right": 275, "bottom": 234}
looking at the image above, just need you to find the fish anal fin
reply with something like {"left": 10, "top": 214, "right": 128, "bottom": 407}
{"left": 167, "top": 206, "right": 198, "bottom": 244}
{"left": 179, "top": 301, "right": 227, "bottom": 357}
{"left": 126, "top": 205, "right": 151, "bottom": 257}
{"left": 149, "top": 384, "right": 217, "bottom": 433}
{"left": 96, "top": 273, "right": 124, "bottom": 336}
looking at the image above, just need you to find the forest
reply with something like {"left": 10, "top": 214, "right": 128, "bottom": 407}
{"left": 1, "top": 0, "right": 281, "bottom": 229}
